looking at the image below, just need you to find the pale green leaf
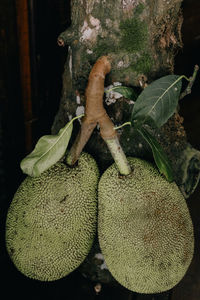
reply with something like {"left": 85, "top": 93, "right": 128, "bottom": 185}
{"left": 20, "top": 115, "right": 82, "bottom": 177}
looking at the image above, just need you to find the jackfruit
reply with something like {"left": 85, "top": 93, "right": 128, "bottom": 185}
{"left": 6, "top": 152, "right": 99, "bottom": 281}
{"left": 98, "top": 157, "right": 194, "bottom": 294}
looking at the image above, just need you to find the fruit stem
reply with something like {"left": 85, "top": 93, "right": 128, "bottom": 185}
{"left": 66, "top": 56, "right": 131, "bottom": 175}
{"left": 66, "top": 120, "right": 97, "bottom": 165}
{"left": 105, "top": 136, "right": 131, "bottom": 175}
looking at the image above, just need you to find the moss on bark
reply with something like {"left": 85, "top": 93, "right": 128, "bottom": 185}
{"left": 119, "top": 18, "right": 148, "bottom": 53}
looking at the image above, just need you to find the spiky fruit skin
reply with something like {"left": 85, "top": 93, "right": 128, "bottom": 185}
{"left": 6, "top": 152, "right": 99, "bottom": 281}
{"left": 98, "top": 157, "right": 194, "bottom": 294}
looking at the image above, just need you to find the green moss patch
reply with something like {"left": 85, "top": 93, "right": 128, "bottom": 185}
{"left": 131, "top": 53, "right": 153, "bottom": 74}
{"left": 134, "top": 3, "right": 145, "bottom": 15}
{"left": 119, "top": 18, "right": 148, "bottom": 53}
{"left": 93, "top": 36, "right": 118, "bottom": 58}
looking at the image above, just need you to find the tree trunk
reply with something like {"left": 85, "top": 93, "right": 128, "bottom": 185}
{"left": 51, "top": 0, "right": 200, "bottom": 299}
{"left": 53, "top": 0, "right": 184, "bottom": 134}
{"left": 52, "top": 0, "right": 200, "bottom": 198}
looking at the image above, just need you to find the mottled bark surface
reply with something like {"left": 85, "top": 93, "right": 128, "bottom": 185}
{"left": 51, "top": 0, "right": 200, "bottom": 298}
{"left": 53, "top": 0, "right": 183, "bottom": 134}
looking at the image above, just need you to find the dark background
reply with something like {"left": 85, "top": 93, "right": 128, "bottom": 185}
{"left": 0, "top": 0, "right": 200, "bottom": 299}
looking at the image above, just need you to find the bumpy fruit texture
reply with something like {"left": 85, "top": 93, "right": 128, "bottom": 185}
{"left": 98, "top": 157, "right": 194, "bottom": 294}
{"left": 6, "top": 152, "right": 99, "bottom": 281}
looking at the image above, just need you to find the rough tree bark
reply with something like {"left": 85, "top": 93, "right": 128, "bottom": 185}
{"left": 52, "top": 0, "right": 200, "bottom": 299}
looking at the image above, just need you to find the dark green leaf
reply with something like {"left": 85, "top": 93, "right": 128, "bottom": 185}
{"left": 131, "top": 75, "right": 182, "bottom": 128}
{"left": 106, "top": 86, "right": 138, "bottom": 101}
{"left": 20, "top": 116, "right": 82, "bottom": 177}
{"left": 137, "top": 127, "right": 174, "bottom": 182}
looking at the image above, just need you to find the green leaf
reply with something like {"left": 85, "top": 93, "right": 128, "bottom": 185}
{"left": 131, "top": 75, "right": 182, "bottom": 128}
{"left": 137, "top": 127, "right": 174, "bottom": 182}
{"left": 106, "top": 86, "right": 138, "bottom": 101}
{"left": 20, "top": 115, "right": 83, "bottom": 177}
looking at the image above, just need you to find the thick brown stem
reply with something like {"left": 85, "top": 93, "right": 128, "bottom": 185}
{"left": 67, "top": 56, "right": 112, "bottom": 164}
{"left": 67, "top": 56, "right": 131, "bottom": 174}
{"left": 84, "top": 56, "right": 113, "bottom": 130}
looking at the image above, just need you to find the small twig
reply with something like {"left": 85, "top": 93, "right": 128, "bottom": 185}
{"left": 179, "top": 65, "right": 199, "bottom": 100}
{"left": 57, "top": 28, "right": 76, "bottom": 47}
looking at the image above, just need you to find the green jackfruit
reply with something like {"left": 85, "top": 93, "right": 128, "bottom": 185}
{"left": 98, "top": 157, "right": 194, "bottom": 294}
{"left": 6, "top": 152, "right": 99, "bottom": 281}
